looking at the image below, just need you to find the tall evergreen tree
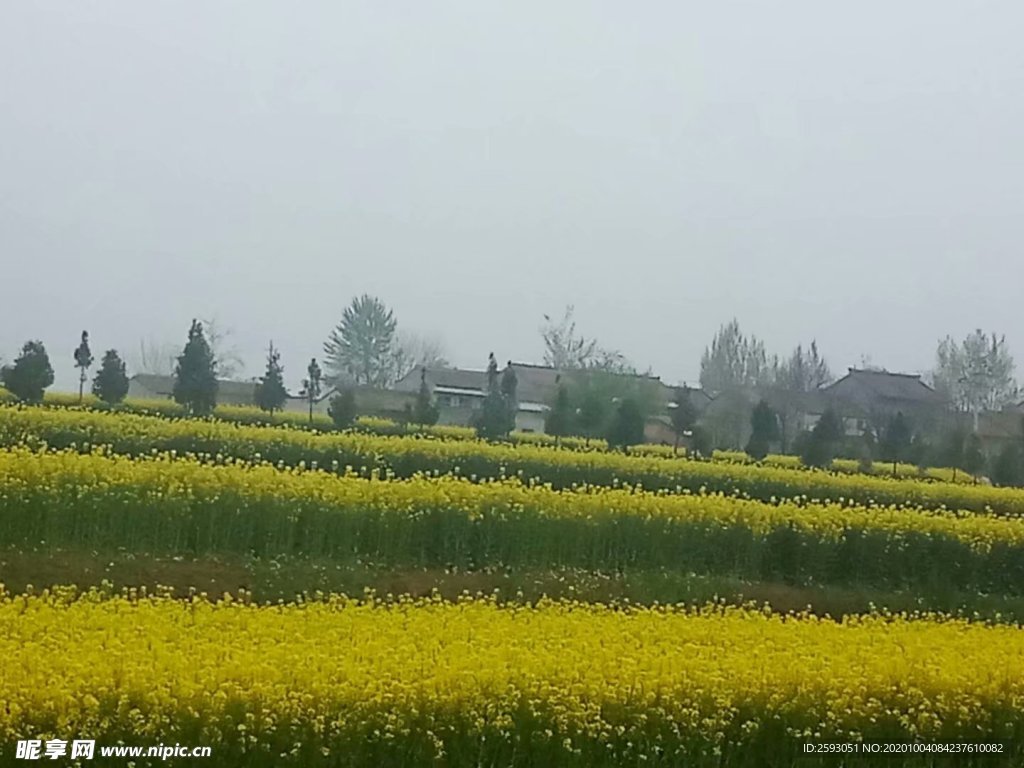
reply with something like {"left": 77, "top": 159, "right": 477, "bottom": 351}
{"left": 323, "top": 294, "right": 398, "bottom": 387}
{"left": 475, "top": 353, "right": 513, "bottom": 440}
{"left": 92, "top": 349, "right": 130, "bottom": 405}
{"left": 302, "top": 358, "right": 323, "bottom": 424}
{"left": 254, "top": 342, "right": 288, "bottom": 416}
{"left": 607, "top": 397, "right": 645, "bottom": 451}
{"left": 1, "top": 340, "right": 54, "bottom": 404}
{"left": 501, "top": 361, "right": 518, "bottom": 433}
{"left": 172, "top": 320, "right": 218, "bottom": 416}
{"left": 73, "top": 330, "right": 94, "bottom": 403}
{"left": 544, "top": 379, "right": 574, "bottom": 443}
{"left": 745, "top": 399, "right": 780, "bottom": 461}
{"left": 412, "top": 367, "right": 439, "bottom": 426}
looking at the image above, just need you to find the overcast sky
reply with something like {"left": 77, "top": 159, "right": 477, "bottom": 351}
{"left": 2, "top": 2, "right": 1022, "bottom": 391}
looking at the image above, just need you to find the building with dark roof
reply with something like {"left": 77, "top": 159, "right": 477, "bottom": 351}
{"left": 393, "top": 361, "right": 704, "bottom": 435}
{"left": 820, "top": 368, "right": 945, "bottom": 433}
{"left": 127, "top": 374, "right": 258, "bottom": 405}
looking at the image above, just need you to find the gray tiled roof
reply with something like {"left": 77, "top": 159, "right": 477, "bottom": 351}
{"left": 825, "top": 368, "right": 944, "bottom": 404}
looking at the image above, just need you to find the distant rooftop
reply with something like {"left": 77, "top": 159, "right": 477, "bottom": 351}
{"left": 129, "top": 373, "right": 258, "bottom": 404}
{"left": 825, "top": 367, "right": 943, "bottom": 404}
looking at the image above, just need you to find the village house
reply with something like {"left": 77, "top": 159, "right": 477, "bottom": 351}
{"left": 393, "top": 362, "right": 709, "bottom": 439}
{"left": 127, "top": 373, "right": 258, "bottom": 406}
{"left": 391, "top": 362, "right": 556, "bottom": 433}
{"left": 699, "top": 369, "right": 947, "bottom": 451}
{"left": 281, "top": 384, "right": 415, "bottom": 421}
{"left": 819, "top": 368, "right": 946, "bottom": 435}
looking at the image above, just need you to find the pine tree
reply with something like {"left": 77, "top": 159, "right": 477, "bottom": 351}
{"left": 92, "top": 349, "right": 130, "bottom": 405}
{"left": 411, "top": 367, "right": 439, "bottom": 426}
{"left": 474, "top": 353, "right": 512, "bottom": 440}
{"left": 544, "top": 379, "right": 574, "bottom": 443}
{"left": 0, "top": 340, "right": 54, "bottom": 404}
{"left": 302, "top": 358, "right": 323, "bottom": 424}
{"left": 669, "top": 387, "right": 698, "bottom": 456}
{"left": 745, "top": 399, "right": 780, "bottom": 461}
{"left": 73, "top": 331, "right": 94, "bottom": 404}
{"left": 172, "top": 320, "right": 218, "bottom": 416}
{"left": 254, "top": 342, "right": 288, "bottom": 416}
{"left": 500, "top": 361, "right": 518, "bottom": 434}
{"left": 606, "top": 397, "right": 645, "bottom": 451}
{"left": 328, "top": 389, "right": 357, "bottom": 429}
{"left": 322, "top": 294, "right": 398, "bottom": 387}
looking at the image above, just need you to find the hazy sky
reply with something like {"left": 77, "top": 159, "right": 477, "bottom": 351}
{"left": 2, "top": 2, "right": 1022, "bottom": 391}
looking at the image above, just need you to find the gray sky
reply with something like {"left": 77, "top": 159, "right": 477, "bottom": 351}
{"left": 2, "top": 2, "right": 1022, "bottom": 392}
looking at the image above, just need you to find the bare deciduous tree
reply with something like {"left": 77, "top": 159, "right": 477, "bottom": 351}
{"left": 390, "top": 331, "right": 450, "bottom": 383}
{"left": 131, "top": 338, "right": 178, "bottom": 376}
{"left": 541, "top": 305, "right": 633, "bottom": 373}
{"left": 200, "top": 316, "right": 245, "bottom": 379}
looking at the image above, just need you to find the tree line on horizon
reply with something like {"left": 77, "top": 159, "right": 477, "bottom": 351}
{"left": 1, "top": 298, "right": 1022, "bottom": 483}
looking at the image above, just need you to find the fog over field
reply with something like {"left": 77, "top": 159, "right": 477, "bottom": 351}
{"left": 2, "top": 2, "right": 1022, "bottom": 390}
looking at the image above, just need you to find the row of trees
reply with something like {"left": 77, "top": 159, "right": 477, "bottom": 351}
{"left": 738, "top": 397, "right": 1024, "bottom": 486}
{"left": 699, "top": 320, "right": 1020, "bottom": 416}
{"left": 699, "top": 320, "right": 833, "bottom": 396}
{"left": 1, "top": 313, "right": 447, "bottom": 433}
{"left": 932, "top": 330, "right": 1019, "bottom": 418}
{"left": 2, "top": 321, "right": 232, "bottom": 416}
{"left": 1, "top": 335, "right": 129, "bottom": 406}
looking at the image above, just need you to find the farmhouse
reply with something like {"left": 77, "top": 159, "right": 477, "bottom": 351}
{"left": 393, "top": 362, "right": 707, "bottom": 438}
{"left": 281, "top": 384, "right": 416, "bottom": 421}
{"left": 127, "top": 374, "right": 257, "bottom": 405}
{"left": 698, "top": 369, "right": 947, "bottom": 450}
{"left": 391, "top": 362, "right": 555, "bottom": 432}
{"left": 819, "top": 368, "right": 945, "bottom": 435}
